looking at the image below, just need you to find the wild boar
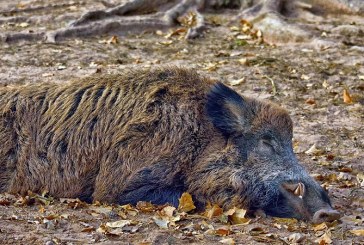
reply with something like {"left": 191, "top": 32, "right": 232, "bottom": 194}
{"left": 0, "top": 67, "right": 340, "bottom": 223}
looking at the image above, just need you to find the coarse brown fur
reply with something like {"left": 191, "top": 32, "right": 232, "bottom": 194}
{"left": 0, "top": 67, "right": 338, "bottom": 222}
{"left": 0, "top": 68, "right": 215, "bottom": 202}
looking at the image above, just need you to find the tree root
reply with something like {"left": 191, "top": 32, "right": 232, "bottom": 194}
{"left": 1, "top": 0, "right": 363, "bottom": 44}
{"left": 70, "top": 0, "right": 175, "bottom": 26}
{"left": 2, "top": 0, "right": 205, "bottom": 43}
{"left": 237, "top": 0, "right": 361, "bottom": 43}
{"left": 237, "top": 0, "right": 312, "bottom": 43}
{"left": 0, "top": 2, "right": 86, "bottom": 15}
{"left": 46, "top": 13, "right": 172, "bottom": 42}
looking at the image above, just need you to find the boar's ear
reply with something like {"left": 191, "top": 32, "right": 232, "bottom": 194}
{"left": 206, "top": 82, "right": 252, "bottom": 136}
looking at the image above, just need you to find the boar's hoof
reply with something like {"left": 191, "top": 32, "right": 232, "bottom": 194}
{"left": 312, "top": 208, "right": 341, "bottom": 224}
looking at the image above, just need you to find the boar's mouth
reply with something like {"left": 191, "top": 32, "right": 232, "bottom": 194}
{"left": 261, "top": 181, "right": 341, "bottom": 223}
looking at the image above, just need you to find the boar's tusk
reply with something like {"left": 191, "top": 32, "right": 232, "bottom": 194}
{"left": 282, "top": 182, "right": 305, "bottom": 198}
{"left": 294, "top": 182, "right": 305, "bottom": 198}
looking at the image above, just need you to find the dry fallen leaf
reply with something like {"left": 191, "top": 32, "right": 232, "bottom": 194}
{"left": 43, "top": 214, "right": 58, "bottom": 220}
{"left": 343, "top": 89, "right": 353, "bottom": 104}
{"left": 103, "top": 227, "right": 124, "bottom": 236}
{"left": 238, "top": 58, "right": 248, "bottom": 65}
{"left": 59, "top": 198, "right": 87, "bottom": 209}
{"left": 301, "top": 74, "right": 310, "bottom": 80}
{"left": 322, "top": 80, "right": 329, "bottom": 88}
{"left": 88, "top": 206, "right": 113, "bottom": 217}
{"left": 205, "top": 204, "right": 224, "bottom": 219}
{"left": 357, "top": 172, "right": 364, "bottom": 187}
{"left": 220, "top": 238, "right": 235, "bottom": 244}
{"left": 215, "top": 227, "right": 231, "bottom": 236}
{"left": 313, "top": 222, "right": 328, "bottom": 232}
{"left": 338, "top": 166, "right": 352, "bottom": 173}
{"left": 338, "top": 172, "right": 352, "bottom": 181}
{"left": 120, "top": 204, "right": 139, "bottom": 216}
{"left": 236, "top": 34, "right": 251, "bottom": 40}
{"left": 327, "top": 173, "right": 338, "bottom": 182}
{"left": 57, "top": 65, "right": 66, "bottom": 70}
{"left": 161, "top": 206, "right": 176, "bottom": 217}
{"left": 178, "top": 192, "right": 196, "bottom": 213}
{"left": 305, "top": 98, "right": 316, "bottom": 105}
{"left": 108, "top": 35, "right": 119, "bottom": 44}
{"left": 106, "top": 220, "right": 131, "bottom": 228}
{"left": 239, "top": 19, "right": 253, "bottom": 31}
{"left": 153, "top": 216, "right": 169, "bottom": 229}
{"left": 350, "top": 229, "right": 364, "bottom": 236}
{"left": 136, "top": 201, "right": 156, "bottom": 212}
{"left": 81, "top": 227, "right": 96, "bottom": 232}
{"left": 249, "top": 227, "right": 266, "bottom": 236}
{"left": 315, "top": 232, "right": 332, "bottom": 245}
{"left": 202, "top": 62, "right": 219, "bottom": 71}
{"left": 0, "top": 199, "right": 11, "bottom": 206}
{"left": 273, "top": 218, "right": 298, "bottom": 224}
{"left": 15, "top": 191, "right": 53, "bottom": 206}
{"left": 305, "top": 144, "right": 324, "bottom": 156}
{"left": 164, "top": 28, "right": 187, "bottom": 38}
{"left": 158, "top": 40, "right": 173, "bottom": 46}
{"left": 156, "top": 30, "right": 164, "bottom": 36}
{"left": 96, "top": 224, "right": 108, "bottom": 234}
{"left": 42, "top": 73, "right": 54, "bottom": 77}
{"left": 282, "top": 233, "right": 305, "bottom": 244}
{"left": 178, "top": 11, "right": 197, "bottom": 27}
{"left": 255, "top": 30, "right": 262, "bottom": 38}
{"left": 230, "top": 51, "right": 244, "bottom": 57}
{"left": 98, "top": 35, "right": 119, "bottom": 44}
{"left": 227, "top": 207, "right": 251, "bottom": 225}
{"left": 19, "top": 22, "right": 30, "bottom": 28}
{"left": 229, "top": 78, "right": 245, "bottom": 86}
{"left": 98, "top": 220, "right": 138, "bottom": 235}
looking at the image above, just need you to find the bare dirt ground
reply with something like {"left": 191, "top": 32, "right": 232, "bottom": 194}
{"left": 0, "top": 0, "right": 363, "bottom": 244}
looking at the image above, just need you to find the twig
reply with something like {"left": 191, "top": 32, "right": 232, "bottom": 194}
{"left": 263, "top": 75, "right": 277, "bottom": 96}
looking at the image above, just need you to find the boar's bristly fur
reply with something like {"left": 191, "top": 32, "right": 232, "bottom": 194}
{"left": 0, "top": 67, "right": 340, "bottom": 223}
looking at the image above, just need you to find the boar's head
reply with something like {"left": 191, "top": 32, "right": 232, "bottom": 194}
{"left": 204, "top": 82, "right": 340, "bottom": 223}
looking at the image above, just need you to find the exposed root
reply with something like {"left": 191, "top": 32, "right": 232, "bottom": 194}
{"left": 1, "top": 32, "right": 45, "bottom": 43}
{"left": 186, "top": 11, "right": 206, "bottom": 39}
{"left": 1, "top": 0, "right": 363, "bottom": 44}
{"left": 164, "top": 0, "right": 207, "bottom": 38}
{"left": 51, "top": 0, "right": 207, "bottom": 42}
{"left": 70, "top": 0, "right": 174, "bottom": 27}
{"left": 0, "top": 16, "right": 29, "bottom": 24}
{"left": 237, "top": 0, "right": 312, "bottom": 43}
{"left": 47, "top": 14, "right": 172, "bottom": 42}
{"left": 251, "top": 13, "right": 312, "bottom": 43}
{"left": 0, "top": 2, "right": 85, "bottom": 15}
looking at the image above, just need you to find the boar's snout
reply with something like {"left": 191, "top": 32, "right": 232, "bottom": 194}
{"left": 313, "top": 208, "right": 341, "bottom": 224}
{"left": 275, "top": 180, "right": 341, "bottom": 223}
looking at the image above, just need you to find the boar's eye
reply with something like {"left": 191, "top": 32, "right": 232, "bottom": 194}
{"left": 262, "top": 139, "right": 273, "bottom": 147}
{"left": 258, "top": 136, "right": 276, "bottom": 153}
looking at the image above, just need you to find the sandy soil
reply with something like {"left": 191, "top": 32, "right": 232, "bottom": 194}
{"left": 0, "top": 0, "right": 363, "bottom": 244}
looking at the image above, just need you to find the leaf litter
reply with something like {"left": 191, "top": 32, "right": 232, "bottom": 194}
{"left": 0, "top": 0, "right": 364, "bottom": 243}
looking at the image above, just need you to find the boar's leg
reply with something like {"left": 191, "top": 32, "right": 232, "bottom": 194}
{"left": 94, "top": 161, "right": 186, "bottom": 206}
{"left": 118, "top": 164, "right": 186, "bottom": 206}
{"left": 0, "top": 111, "right": 17, "bottom": 192}
{"left": 186, "top": 152, "right": 248, "bottom": 209}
